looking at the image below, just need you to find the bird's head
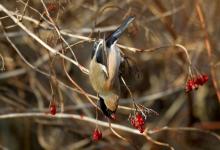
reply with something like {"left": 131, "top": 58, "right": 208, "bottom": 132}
{"left": 99, "top": 94, "right": 119, "bottom": 120}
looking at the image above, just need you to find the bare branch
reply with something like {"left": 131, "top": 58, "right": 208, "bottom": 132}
{"left": 0, "top": 4, "right": 89, "bottom": 75}
{"left": 195, "top": 0, "right": 220, "bottom": 102}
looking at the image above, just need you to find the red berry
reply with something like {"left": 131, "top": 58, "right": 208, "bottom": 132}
{"left": 130, "top": 117, "right": 138, "bottom": 128}
{"left": 136, "top": 113, "right": 143, "bottom": 121}
{"left": 185, "top": 79, "right": 193, "bottom": 93}
{"left": 50, "top": 104, "right": 56, "bottom": 115}
{"left": 130, "top": 118, "right": 135, "bottom": 127}
{"left": 186, "top": 73, "right": 208, "bottom": 93}
{"left": 92, "top": 129, "right": 102, "bottom": 141}
{"left": 129, "top": 113, "right": 146, "bottom": 133}
{"left": 185, "top": 78, "right": 199, "bottom": 93}
{"left": 195, "top": 75, "right": 204, "bottom": 85}
{"left": 192, "top": 82, "right": 199, "bottom": 90}
{"left": 202, "top": 74, "right": 208, "bottom": 83}
{"left": 136, "top": 113, "right": 144, "bottom": 126}
{"left": 193, "top": 74, "right": 208, "bottom": 87}
{"left": 138, "top": 126, "right": 145, "bottom": 133}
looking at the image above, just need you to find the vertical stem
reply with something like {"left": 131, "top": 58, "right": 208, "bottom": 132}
{"left": 195, "top": 0, "right": 220, "bottom": 103}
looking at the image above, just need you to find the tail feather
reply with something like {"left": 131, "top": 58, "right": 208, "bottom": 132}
{"left": 106, "top": 16, "right": 135, "bottom": 47}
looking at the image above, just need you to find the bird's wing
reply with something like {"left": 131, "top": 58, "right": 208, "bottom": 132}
{"left": 95, "top": 40, "right": 109, "bottom": 77}
{"left": 105, "top": 44, "right": 121, "bottom": 90}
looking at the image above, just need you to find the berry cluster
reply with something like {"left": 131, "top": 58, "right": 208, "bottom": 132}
{"left": 185, "top": 74, "right": 208, "bottom": 93}
{"left": 92, "top": 129, "right": 102, "bottom": 141}
{"left": 129, "top": 113, "right": 145, "bottom": 133}
{"left": 50, "top": 103, "right": 57, "bottom": 115}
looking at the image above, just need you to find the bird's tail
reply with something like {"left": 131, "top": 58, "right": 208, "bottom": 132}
{"left": 106, "top": 16, "right": 135, "bottom": 47}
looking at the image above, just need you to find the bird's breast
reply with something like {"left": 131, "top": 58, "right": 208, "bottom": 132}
{"left": 89, "top": 60, "right": 108, "bottom": 94}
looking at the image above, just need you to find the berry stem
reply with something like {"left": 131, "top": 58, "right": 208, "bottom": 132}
{"left": 175, "top": 44, "right": 192, "bottom": 66}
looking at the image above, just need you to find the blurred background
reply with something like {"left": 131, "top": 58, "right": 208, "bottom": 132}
{"left": 0, "top": 0, "right": 220, "bottom": 149}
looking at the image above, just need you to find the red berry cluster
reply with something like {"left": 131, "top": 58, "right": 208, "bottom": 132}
{"left": 185, "top": 74, "right": 208, "bottom": 93}
{"left": 92, "top": 129, "right": 102, "bottom": 141}
{"left": 129, "top": 113, "right": 145, "bottom": 133}
{"left": 50, "top": 103, "right": 56, "bottom": 115}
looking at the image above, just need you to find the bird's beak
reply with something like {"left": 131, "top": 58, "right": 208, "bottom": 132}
{"left": 106, "top": 16, "right": 135, "bottom": 46}
{"left": 110, "top": 113, "right": 116, "bottom": 120}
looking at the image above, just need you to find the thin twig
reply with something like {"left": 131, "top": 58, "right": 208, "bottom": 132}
{"left": 108, "top": 121, "right": 127, "bottom": 141}
{"left": 143, "top": 132, "right": 175, "bottom": 150}
{"left": 17, "top": 0, "right": 53, "bottom": 26}
{"left": 148, "top": 126, "right": 220, "bottom": 141}
{"left": 18, "top": 0, "right": 29, "bottom": 21}
{"left": 0, "top": 4, "right": 89, "bottom": 74}
{"left": 61, "top": 44, "right": 97, "bottom": 108}
{"left": 5, "top": 7, "right": 192, "bottom": 61}
{"left": 40, "top": 0, "right": 80, "bottom": 67}
{"left": 0, "top": 21, "right": 49, "bottom": 77}
{"left": 195, "top": 0, "right": 220, "bottom": 102}
{"left": 1, "top": 112, "right": 219, "bottom": 148}
{"left": 0, "top": 112, "right": 140, "bottom": 135}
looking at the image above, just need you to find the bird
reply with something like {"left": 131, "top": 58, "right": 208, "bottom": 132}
{"left": 89, "top": 16, "right": 135, "bottom": 119}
